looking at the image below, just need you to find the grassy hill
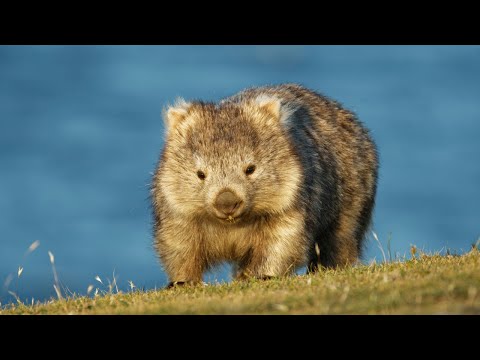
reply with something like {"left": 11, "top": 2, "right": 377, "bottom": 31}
{"left": 2, "top": 249, "right": 480, "bottom": 315}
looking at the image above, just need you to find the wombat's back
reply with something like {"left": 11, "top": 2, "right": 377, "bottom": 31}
{"left": 223, "top": 84, "right": 379, "bottom": 268}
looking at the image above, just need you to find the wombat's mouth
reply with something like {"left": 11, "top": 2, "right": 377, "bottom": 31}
{"left": 216, "top": 214, "right": 242, "bottom": 224}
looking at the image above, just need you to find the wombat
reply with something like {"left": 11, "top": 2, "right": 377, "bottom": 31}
{"left": 151, "top": 84, "right": 378, "bottom": 286}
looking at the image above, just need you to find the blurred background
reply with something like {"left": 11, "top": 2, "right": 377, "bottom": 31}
{"left": 1, "top": 45, "right": 479, "bottom": 303}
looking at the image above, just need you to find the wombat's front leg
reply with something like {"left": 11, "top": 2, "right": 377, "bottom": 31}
{"left": 155, "top": 224, "right": 205, "bottom": 287}
{"left": 235, "top": 213, "right": 307, "bottom": 280}
{"left": 235, "top": 248, "right": 297, "bottom": 281}
{"left": 160, "top": 245, "right": 205, "bottom": 287}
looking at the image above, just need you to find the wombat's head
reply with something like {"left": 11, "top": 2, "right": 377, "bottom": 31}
{"left": 157, "top": 96, "right": 302, "bottom": 224}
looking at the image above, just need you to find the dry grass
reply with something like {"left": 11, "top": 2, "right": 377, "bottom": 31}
{"left": 2, "top": 249, "right": 480, "bottom": 315}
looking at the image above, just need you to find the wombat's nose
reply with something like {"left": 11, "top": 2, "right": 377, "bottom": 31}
{"left": 214, "top": 191, "right": 243, "bottom": 217}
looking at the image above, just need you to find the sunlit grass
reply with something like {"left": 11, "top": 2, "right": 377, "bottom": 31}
{"left": 2, "top": 248, "right": 480, "bottom": 315}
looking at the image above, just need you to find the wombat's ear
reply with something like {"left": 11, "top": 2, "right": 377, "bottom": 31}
{"left": 254, "top": 95, "right": 294, "bottom": 126}
{"left": 163, "top": 98, "right": 192, "bottom": 131}
{"left": 255, "top": 95, "right": 281, "bottom": 119}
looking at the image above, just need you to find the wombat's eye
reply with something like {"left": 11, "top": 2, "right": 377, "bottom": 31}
{"left": 245, "top": 165, "right": 256, "bottom": 176}
{"left": 197, "top": 171, "right": 206, "bottom": 180}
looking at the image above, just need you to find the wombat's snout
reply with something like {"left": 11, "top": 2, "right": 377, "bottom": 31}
{"left": 214, "top": 190, "right": 244, "bottom": 218}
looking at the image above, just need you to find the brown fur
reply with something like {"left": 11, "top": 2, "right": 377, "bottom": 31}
{"left": 151, "top": 84, "right": 378, "bottom": 285}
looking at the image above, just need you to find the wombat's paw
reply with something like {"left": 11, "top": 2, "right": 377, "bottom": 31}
{"left": 235, "top": 272, "right": 277, "bottom": 282}
{"left": 166, "top": 280, "right": 201, "bottom": 289}
{"left": 166, "top": 281, "right": 188, "bottom": 288}
{"left": 258, "top": 275, "right": 275, "bottom": 281}
{"left": 166, "top": 281, "right": 182, "bottom": 288}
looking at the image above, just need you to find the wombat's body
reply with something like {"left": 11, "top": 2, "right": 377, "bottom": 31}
{"left": 151, "top": 84, "right": 378, "bottom": 285}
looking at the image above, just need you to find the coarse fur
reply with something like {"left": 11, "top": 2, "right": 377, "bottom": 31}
{"left": 151, "top": 84, "right": 378, "bottom": 285}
